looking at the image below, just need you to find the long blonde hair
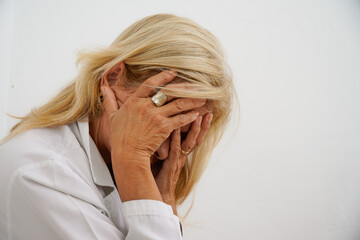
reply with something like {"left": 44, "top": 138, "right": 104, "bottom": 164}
{"left": 2, "top": 14, "right": 237, "bottom": 211}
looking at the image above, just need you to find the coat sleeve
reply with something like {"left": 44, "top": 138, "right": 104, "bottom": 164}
{"left": 5, "top": 159, "right": 182, "bottom": 240}
{"left": 122, "top": 200, "right": 183, "bottom": 240}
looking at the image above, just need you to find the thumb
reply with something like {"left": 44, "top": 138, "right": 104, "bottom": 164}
{"left": 101, "top": 86, "right": 119, "bottom": 118}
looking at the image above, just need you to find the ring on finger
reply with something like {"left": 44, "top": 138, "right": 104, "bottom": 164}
{"left": 151, "top": 91, "right": 168, "bottom": 107}
{"left": 181, "top": 148, "right": 191, "bottom": 155}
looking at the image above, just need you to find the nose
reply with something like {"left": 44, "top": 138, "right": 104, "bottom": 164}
{"left": 155, "top": 137, "right": 170, "bottom": 160}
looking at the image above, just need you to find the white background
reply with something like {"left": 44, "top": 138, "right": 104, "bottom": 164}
{"left": 1, "top": 0, "right": 360, "bottom": 239}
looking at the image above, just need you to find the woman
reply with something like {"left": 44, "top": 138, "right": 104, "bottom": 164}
{"left": 0, "top": 14, "right": 236, "bottom": 239}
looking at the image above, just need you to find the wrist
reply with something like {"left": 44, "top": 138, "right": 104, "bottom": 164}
{"left": 111, "top": 152, "right": 162, "bottom": 202}
{"left": 112, "top": 149, "right": 150, "bottom": 162}
{"left": 111, "top": 152, "right": 151, "bottom": 179}
{"left": 111, "top": 150, "right": 150, "bottom": 167}
{"left": 161, "top": 193, "right": 177, "bottom": 215}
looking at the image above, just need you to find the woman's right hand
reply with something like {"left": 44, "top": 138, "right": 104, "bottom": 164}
{"left": 101, "top": 70, "right": 206, "bottom": 202}
{"left": 104, "top": 70, "right": 206, "bottom": 163}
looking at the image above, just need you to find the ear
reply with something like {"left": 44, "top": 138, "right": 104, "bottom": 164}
{"left": 101, "top": 61, "right": 125, "bottom": 87}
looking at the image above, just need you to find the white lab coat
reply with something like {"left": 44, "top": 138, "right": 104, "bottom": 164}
{"left": 0, "top": 120, "right": 183, "bottom": 240}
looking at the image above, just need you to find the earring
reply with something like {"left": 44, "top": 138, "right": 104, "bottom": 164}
{"left": 99, "top": 86, "right": 104, "bottom": 103}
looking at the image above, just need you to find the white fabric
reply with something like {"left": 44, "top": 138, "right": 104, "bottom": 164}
{"left": 0, "top": 120, "right": 182, "bottom": 240}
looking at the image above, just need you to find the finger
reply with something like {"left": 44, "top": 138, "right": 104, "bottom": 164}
{"left": 133, "top": 70, "right": 177, "bottom": 98}
{"left": 161, "top": 128, "right": 182, "bottom": 175}
{"left": 101, "top": 86, "right": 119, "bottom": 118}
{"left": 168, "top": 128, "right": 181, "bottom": 162}
{"left": 169, "top": 111, "right": 199, "bottom": 131}
{"left": 161, "top": 98, "right": 206, "bottom": 117}
{"left": 156, "top": 82, "right": 196, "bottom": 103}
{"left": 196, "top": 113, "right": 213, "bottom": 145}
{"left": 159, "top": 81, "right": 204, "bottom": 104}
{"left": 161, "top": 82, "right": 199, "bottom": 98}
{"left": 181, "top": 116, "right": 202, "bottom": 153}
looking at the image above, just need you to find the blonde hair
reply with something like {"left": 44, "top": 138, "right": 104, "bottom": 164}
{"left": 2, "top": 14, "right": 238, "bottom": 213}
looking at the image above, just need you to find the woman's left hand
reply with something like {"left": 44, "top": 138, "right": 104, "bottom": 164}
{"left": 154, "top": 112, "right": 213, "bottom": 215}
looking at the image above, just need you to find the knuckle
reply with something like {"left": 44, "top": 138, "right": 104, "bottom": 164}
{"left": 169, "top": 164, "right": 181, "bottom": 175}
{"left": 174, "top": 99, "right": 185, "bottom": 110}
{"left": 171, "top": 151, "right": 181, "bottom": 160}
{"left": 174, "top": 150, "right": 181, "bottom": 159}
{"left": 138, "top": 106, "right": 147, "bottom": 115}
{"left": 173, "top": 144, "right": 181, "bottom": 155}
{"left": 160, "top": 120, "right": 171, "bottom": 132}
{"left": 151, "top": 113, "right": 163, "bottom": 122}
{"left": 145, "top": 75, "right": 156, "bottom": 85}
{"left": 147, "top": 74, "right": 162, "bottom": 86}
{"left": 154, "top": 116, "right": 171, "bottom": 132}
{"left": 168, "top": 168, "right": 177, "bottom": 179}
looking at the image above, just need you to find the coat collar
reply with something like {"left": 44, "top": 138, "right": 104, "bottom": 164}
{"left": 76, "top": 119, "right": 115, "bottom": 189}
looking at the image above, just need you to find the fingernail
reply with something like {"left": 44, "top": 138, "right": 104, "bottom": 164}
{"left": 209, "top": 113, "right": 213, "bottom": 122}
{"left": 197, "top": 116, "right": 203, "bottom": 124}
{"left": 192, "top": 111, "right": 199, "bottom": 119}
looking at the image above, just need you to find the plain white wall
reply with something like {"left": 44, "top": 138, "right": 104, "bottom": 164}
{"left": 1, "top": 0, "right": 360, "bottom": 239}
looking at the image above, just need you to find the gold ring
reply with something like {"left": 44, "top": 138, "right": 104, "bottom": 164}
{"left": 181, "top": 149, "right": 190, "bottom": 155}
{"left": 151, "top": 91, "right": 168, "bottom": 107}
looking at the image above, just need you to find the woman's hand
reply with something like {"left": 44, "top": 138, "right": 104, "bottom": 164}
{"left": 108, "top": 71, "right": 205, "bottom": 161}
{"left": 154, "top": 112, "right": 213, "bottom": 215}
{"left": 101, "top": 70, "right": 207, "bottom": 202}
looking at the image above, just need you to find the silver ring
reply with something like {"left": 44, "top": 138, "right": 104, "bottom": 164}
{"left": 151, "top": 91, "right": 168, "bottom": 107}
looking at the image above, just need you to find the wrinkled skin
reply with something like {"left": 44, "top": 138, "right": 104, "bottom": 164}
{"left": 89, "top": 62, "right": 213, "bottom": 214}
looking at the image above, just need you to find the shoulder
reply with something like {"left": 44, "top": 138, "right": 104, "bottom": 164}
{"left": 0, "top": 124, "right": 116, "bottom": 239}
{"left": 0, "top": 122, "right": 94, "bottom": 199}
{"left": 0, "top": 123, "right": 77, "bottom": 169}
{"left": 0, "top": 122, "right": 103, "bottom": 212}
